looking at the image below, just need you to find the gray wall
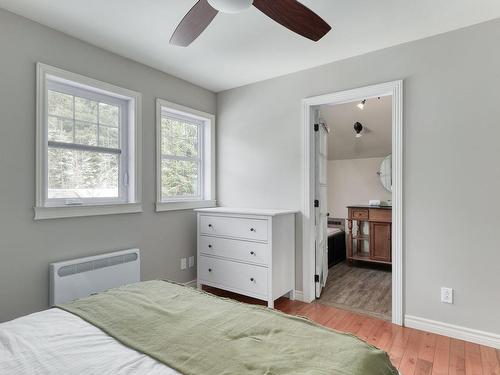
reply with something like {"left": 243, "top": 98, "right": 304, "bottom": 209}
{"left": 0, "top": 9, "right": 216, "bottom": 322}
{"left": 217, "top": 19, "right": 500, "bottom": 334}
{"left": 327, "top": 158, "right": 392, "bottom": 219}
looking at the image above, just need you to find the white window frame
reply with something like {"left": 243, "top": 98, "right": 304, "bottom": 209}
{"left": 160, "top": 111, "right": 204, "bottom": 202}
{"left": 156, "top": 99, "right": 216, "bottom": 212}
{"left": 35, "top": 63, "right": 142, "bottom": 220}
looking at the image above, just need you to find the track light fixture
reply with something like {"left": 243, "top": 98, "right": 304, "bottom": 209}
{"left": 357, "top": 99, "right": 366, "bottom": 110}
{"left": 354, "top": 122, "right": 363, "bottom": 138}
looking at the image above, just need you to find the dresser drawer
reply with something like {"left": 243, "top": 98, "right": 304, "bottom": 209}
{"left": 199, "top": 236, "right": 269, "bottom": 266}
{"left": 369, "top": 208, "right": 392, "bottom": 223}
{"left": 350, "top": 208, "right": 369, "bottom": 220}
{"left": 200, "top": 215, "right": 268, "bottom": 242}
{"left": 199, "top": 256, "right": 268, "bottom": 298}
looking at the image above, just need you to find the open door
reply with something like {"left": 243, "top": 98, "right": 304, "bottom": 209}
{"left": 314, "top": 111, "right": 329, "bottom": 298}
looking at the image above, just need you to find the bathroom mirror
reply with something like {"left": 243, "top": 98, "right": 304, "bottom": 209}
{"left": 378, "top": 154, "right": 392, "bottom": 192}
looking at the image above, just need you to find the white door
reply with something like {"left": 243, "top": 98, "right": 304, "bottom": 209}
{"left": 314, "top": 111, "right": 329, "bottom": 298}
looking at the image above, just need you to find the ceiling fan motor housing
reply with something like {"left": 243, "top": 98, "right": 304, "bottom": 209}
{"left": 207, "top": 0, "right": 253, "bottom": 13}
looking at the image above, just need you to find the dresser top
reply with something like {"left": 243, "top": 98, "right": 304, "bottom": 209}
{"left": 195, "top": 207, "right": 299, "bottom": 217}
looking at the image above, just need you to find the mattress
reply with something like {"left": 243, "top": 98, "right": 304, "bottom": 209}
{"left": 0, "top": 308, "right": 179, "bottom": 375}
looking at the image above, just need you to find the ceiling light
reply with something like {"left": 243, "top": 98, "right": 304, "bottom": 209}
{"left": 207, "top": 0, "right": 253, "bottom": 13}
{"left": 357, "top": 99, "right": 366, "bottom": 110}
{"left": 354, "top": 122, "right": 363, "bottom": 138}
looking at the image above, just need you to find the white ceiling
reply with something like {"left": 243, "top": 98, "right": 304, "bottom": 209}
{"left": 1, "top": 0, "right": 500, "bottom": 92}
{"left": 321, "top": 96, "right": 391, "bottom": 160}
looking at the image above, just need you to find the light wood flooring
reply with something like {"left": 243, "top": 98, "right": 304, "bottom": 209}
{"left": 317, "top": 261, "right": 392, "bottom": 321}
{"left": 203, "top": 286, "right": 500, "bottom": 375}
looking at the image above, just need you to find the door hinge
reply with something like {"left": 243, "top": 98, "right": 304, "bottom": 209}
{"left": 314, "top": 200, "right": 319, "bottom": 207}
{"left": 314, "top": 274, "right": 320, "bottom": 283}
{"left": 314, "top": 123, "right": 319, "bottom": 132}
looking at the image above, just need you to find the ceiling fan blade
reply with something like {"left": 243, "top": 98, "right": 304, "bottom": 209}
{"left": 170, "top": 0, "right": 218, "bottom": 47}
{"left": 253, "top": 0, "right": 331, "bottom": 42}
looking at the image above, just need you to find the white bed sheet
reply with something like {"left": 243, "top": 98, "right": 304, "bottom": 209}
{"left": 0, "top": 308, "right": 180, "bottom": 375}
{"left": 327, "top": 227, "right": 342, "bottom": 236}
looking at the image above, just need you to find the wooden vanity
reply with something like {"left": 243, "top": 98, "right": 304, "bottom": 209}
{"left": 347, "top": 205, "right": 392, "bottom": 265}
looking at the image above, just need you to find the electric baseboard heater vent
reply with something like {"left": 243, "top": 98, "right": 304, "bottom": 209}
{"left": 50, "top": 248, "right": 140, "bottom": 306}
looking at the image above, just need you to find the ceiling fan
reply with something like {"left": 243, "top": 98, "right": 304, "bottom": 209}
{"left": 170, "top": 0, "right": 331, "bottom": 47}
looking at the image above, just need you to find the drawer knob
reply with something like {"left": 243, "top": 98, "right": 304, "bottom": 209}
{"left": 250, "top": 228, "right": 255, "bottom": 232}
{"left": 250, "top": 278, "right": 255, "bottom": 282}
{"left": 208, "top": 268, "right": 212, "bottom": 272}
{"left": 208, "top": 224, "right": 213, "bottom": 228}
{"left": 208, "top": 244, "right": 212, "bottom": 248}
{"left": 250, "top": 251, "right": 255, "bottom": 255}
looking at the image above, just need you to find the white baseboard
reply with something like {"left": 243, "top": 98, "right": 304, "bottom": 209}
{"left": 293, "top": 290, "right": 304, "bottom": 302}
{"left": 183, "top": 279, "right": 197, "bottom": 288}
{"left": 405, "top": 315, "right": 500, "bottom": 349}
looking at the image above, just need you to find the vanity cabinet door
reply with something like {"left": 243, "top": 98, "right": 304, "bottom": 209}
{"left": 369, "top": 222, "right": 391, "bottom": 262}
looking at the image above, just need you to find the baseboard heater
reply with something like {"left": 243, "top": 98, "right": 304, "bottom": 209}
{"left": 50, "top": 248, "right": 140, "bottom": 306}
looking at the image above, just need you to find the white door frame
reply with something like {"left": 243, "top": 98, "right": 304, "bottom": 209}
{"left": 301, "top": 80, "right": 404, "bottom": 325}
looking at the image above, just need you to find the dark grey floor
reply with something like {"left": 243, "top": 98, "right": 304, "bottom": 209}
{"left": 315, "top": 262, "right": 392, "bottom": 321}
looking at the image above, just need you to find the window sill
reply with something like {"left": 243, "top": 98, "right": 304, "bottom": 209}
{"left": 34, "top": 202, "right": 143, "bottom": 220}
{"left": 155, "top": 200, "right": 216, "bottom": 212}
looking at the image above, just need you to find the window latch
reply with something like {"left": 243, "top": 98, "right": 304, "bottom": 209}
{"left": 123, "top": 172, "right": 129, "bottom": 187}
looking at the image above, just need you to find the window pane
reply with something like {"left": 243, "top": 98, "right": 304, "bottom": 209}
{"left": 48, "top": 147, "right": 119, "bottom": 199}
{"left": 75, "top": 121, "right": 97, "bottom": 146}
{"left": 99, "top": 126, "right": 119, "bottom": 148}
{"left": 75, "top": 97, "right": 98, "bottom": 123}
{"left": 99, "top": 103, "right": 119, "bottom": 127}
{"left": 161, "top": 159, "right": 198, "bottom": 199}
{"left": 48, "top": 90, "right": 73, "bottom": 118}
{"left": 161, "top": 117, "right": 198, "bottom": 157}
{"left": 48, "top": 116, "right": 73, "bottom": 143}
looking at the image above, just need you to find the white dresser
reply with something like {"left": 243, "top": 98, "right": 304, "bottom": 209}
{"left": 195, "top": 207, "right": 297, "bottom": 308}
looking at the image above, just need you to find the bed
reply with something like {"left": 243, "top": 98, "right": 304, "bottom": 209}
{"left": 328, "top": 220, "right": 347, "bottom": 267}
{"left": 0, "top": 281, "right": 398, "bottom": 375}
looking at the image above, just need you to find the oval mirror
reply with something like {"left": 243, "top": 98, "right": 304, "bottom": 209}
{"left": 378, "top": 154, "right": 392, "bottom": 192}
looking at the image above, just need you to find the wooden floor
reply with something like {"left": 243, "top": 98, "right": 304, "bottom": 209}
{"left": 317, "top": 262, "right": 392, "bottom": 321}
{"left": 204, "top": 287, "right": 500, "bottom": 375}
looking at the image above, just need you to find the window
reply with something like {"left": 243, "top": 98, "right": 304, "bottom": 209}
{"left": 160, "top": 113, "right": 203, "bottom": 200}
{"left": 156, "top": 99, "right": 215, "bottom": 211}
{"left": 46, "top": 83, "right": 125, "bottom": 203}
{"left": 35, "top": 63, "right": 142, "bottom": 219}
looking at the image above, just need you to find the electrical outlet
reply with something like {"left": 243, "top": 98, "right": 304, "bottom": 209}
{"left": 180, "top": 258, "right": 187, "bottom": 270}
{"left": 188, "top": 256, "right": 195, "bottom": 268}
{"left": 441, "top": 287, "right": 453, "bottom": 304}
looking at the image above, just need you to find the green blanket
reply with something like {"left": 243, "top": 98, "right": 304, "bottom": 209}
{"left": 57, "top": 280, "right": 398, "bottom": 375}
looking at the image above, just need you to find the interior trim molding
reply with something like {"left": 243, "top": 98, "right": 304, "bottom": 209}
{"left": 301, "top": 80, "right": 404, "bottom": 325}
{"left": 293, "top": 290, "right": 304, "bottom": 302}
{"left": 156, "top": 200, "right": 217, "bottom": 212}
{"left": 405, "top": 315, "right": 500, "bottom": 349}
{"left": 35, "top": 63, "right": 143, "bottom": 216}
{"left": 155, "top": 98, "right": 217, "bottom": 208}
{"left": 34, "top": 203, "right": 143, "bottom": 220}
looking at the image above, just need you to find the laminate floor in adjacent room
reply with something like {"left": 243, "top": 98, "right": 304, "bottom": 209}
{"left": 316, "top": 261, "right": 392, "bottom": 321}
{"left": 204, "top": 286, "right": 500, "bottom": 375}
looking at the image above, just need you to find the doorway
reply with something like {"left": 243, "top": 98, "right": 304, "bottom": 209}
{"left": 317, "top": 96, "right": 393, "bottom": 320}
{"left": 302, "top": 81, "right": 403, "bottom": 325}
